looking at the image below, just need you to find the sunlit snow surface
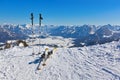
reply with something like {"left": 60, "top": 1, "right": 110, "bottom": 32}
{"left": 0, "top": 38, "right": 120, "bottom": 80}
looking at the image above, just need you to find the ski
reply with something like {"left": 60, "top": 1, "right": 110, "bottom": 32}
{"left": 37, "top": 58, "right": 44, "bottom": 70}
{"left": 37, "top": 48, "right": 47, "bottom": 70}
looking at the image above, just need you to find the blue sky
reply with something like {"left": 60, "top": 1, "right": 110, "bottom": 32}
{"left": 0, "top": 0, "right": 120, "bottom": 25}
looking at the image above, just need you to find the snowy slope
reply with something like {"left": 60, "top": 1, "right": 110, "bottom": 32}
{"left": 0, "top": 38, "right": 120, "bottom": 80}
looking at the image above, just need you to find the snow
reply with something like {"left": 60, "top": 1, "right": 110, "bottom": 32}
{"left": 0, "top": 37, "right": 120, "bottom": 80}
{"left": 7, "top": 40, "right": 16, "bottom": 44}
{"left": 0, "top": 43, "right": 4, "bottom": 45}
{"left": 19, "top": 43, "right": 24, "bottom": 47}
{"left": 28, "top": 36, "right": 74, "bottom": 48}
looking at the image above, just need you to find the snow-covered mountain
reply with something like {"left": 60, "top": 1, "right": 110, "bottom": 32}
{"left": 0, "top": 25, "right": 28, "bottom": 42}
{"left": 0, "top": 24, "right": 120, "bottom": 46}
{"left": 47, "top": 24, "right": 120, "bottom": 46}
{"left": 1, "top": 24, "right": 32, "bottom": 35}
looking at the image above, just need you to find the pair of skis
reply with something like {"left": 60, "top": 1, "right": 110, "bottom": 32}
{"left": 37, "top": 48, "right": 57, "bottom": 71}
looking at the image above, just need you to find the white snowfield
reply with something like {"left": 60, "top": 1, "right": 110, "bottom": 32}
{"left": 0, "top": 39, "right": 120, "bottom": 80}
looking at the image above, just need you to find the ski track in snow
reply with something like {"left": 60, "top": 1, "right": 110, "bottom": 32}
{"left": 0, "top": 41, "right": 120, "bottom": 80}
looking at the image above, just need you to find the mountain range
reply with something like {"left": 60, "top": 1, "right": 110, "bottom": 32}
{"left": 0, "top": 24, "right": 120, "bottom": 46}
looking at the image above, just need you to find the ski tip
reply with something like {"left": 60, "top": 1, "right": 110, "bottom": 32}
{"left": 53, "top": 47, "right": 57, "bottom": 53}
{"left": 45, "top": 48, "right": 49, "bottom": 51}
{"left": 54, "top": 47, "right": 57, "bottom": 50}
